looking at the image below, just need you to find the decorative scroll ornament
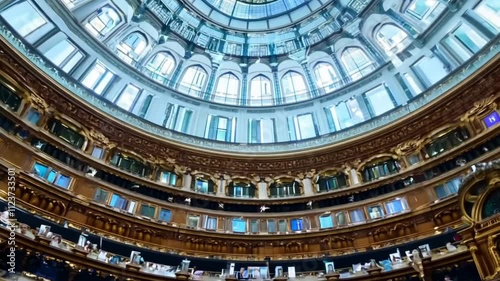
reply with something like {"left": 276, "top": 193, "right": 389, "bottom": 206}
{"left": 394, "top": 138, "right": 422, "bottom": 155}
{"left": 29, "top": 94, "right": 48, "bottom": 111}
{"left": 174, "top": 165, "right": 189, "bottom": 174}
{"left": 462, "top": 95, "right": 497, "bottom": 121}
{"left": 166, "top": 157, "right": 176, "bottom": 165}
{"left": 89, "top": 128, "right": 109, "bottom": 145}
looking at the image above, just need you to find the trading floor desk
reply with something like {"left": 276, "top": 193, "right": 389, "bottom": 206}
{"left": 0, "top": 226, "right": 473, "bottom": 281}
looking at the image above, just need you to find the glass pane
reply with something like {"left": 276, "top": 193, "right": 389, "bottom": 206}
{"left": 349, "top": 209, "right": 366, "bottom": 223}
{"left": 43, "top": 40, "right": 76, "bottom": 67}
{"left": 140, "top": 204, "right": 156, "bottom": 218}
{"left": 278, "top": 220, "right": 287, "bottom": 232}
{"left": 319, "top": 215, "right": 334, "bottom": 229}
{"left": 250, "top": 220, "right": 259, "bottom": 233}
{"left": 1, "top": 2, "right": 47, "bottom": 37}
{"left": 47, "top": 170, "right": 57, "bottom": 183}
{"left": 290, "top": 218, "right": 303, "bottom": 231}
{"left": 368, "top": 206, "right": 385, "bottom": 219}
{"left": 232, "top": 218, "right": 246, "bottom": 233}
{"left": 364, "top": 85, "right": 395, "bottom": 116}
{"left": 93, "top": 189, "right": 109, "bottom": 203}
{"left": 475, "top": 0, "right": 500, "bottom": 31}
{"left": 26, "top": 109, "right": 41, "bottom": 125}
{"left": 33, "top": 163, "right": 48, "bottom": 178}
{"left": 188, "top": 215, "right": 199, "bottom": 227}
{"left": 159, "top": 209, "right": 171, "bottom": 222}
{"left": 435, "top": 185, "right": 448, "bottom": 199}
{"left": 116, "top": 84, "right": 140, "bottom": 110}
{"left": 91, "top": 147, "right": 104, "bottom": 159}
{"left": 62, "top": 52, "right": 84, "bottom": 73}
{"left": 454, "top": 24, "right": 487, "bottom": 54}
{"left": 55, "top": 174, "right": 71, "bottom": 189}
{"left": 267, "top": 220, "right": 277, "bottom": 233}
{"left": 385, "top": 199, "right": 404, "bottom": 214}
{"left": 412, "top": 55, "right": 448, "bottom": 87}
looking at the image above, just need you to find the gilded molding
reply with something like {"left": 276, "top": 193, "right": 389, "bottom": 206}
{"left": 0, "top": 25, "right": 499, "bottom": 176}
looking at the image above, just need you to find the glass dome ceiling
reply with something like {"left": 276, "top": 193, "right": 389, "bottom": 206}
{"left": 165, "top": 0, "right": 336, "bottom": 30}
{"left": 189, "top": 0, "right": 310, "bottom": 20}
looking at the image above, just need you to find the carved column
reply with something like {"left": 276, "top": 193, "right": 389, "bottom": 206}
{"left": 168, "top": 60, "right": 184, "bottom": 88}
{"left": 271, "top": 65, "right": 282, "bottom": 104}
{"left": 203, "top": 63, "right": 220, "bottom": 100}
{"left": 356, "top": 34, "right": 386, "bottom": 66}
{"left": 328, "top": 50, "right": 350, "bottom": 85}
{"left": 301, "top": 62, "right": 319, "bottom": 98}
{"left": 240, "top": 67, "right": 248, "bottom": 106}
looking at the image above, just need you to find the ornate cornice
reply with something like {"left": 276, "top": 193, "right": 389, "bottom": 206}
{"left": 0, "top": 27, "right": 499, "bottom": 176}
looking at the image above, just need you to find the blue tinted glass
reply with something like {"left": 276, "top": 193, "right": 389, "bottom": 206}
{"left": 33, "top": 163, "right": 48, "bottom": 178}
{"left": 291, "top": 219, "right": 303, "bottom": 231}
{"left": 319, "top": 215, "right": 333, "bottom": 229}
{"left": 110, "top": 194, "right": 122, "bottom": 208}
{"left": 159, "top": 209, "right": 171, "bottom": 222}
{"left": 26, "top": 110, "right": 41, "bottom": 125}
{"left": 232, "top": 219, "right": 246, "bottom": 232}
{"left": 385, "top": 200, "right": 403, "bottom": 214}
{"left": 196, "top": 180, "right": 208, "bottom": 192}
{"left": 169, "top": 174, "right": 177, "bottom": 186}
{"left": 267, "top": 220, "right": 276, "bottom": 232}
{"left": 56, "top": 175, "right": 71, "bottom": 189}
{"left": 47, "top": 170, "right": 57, "bottom": 183}
{"left": 435, "top": 185, "right": 448, "bottom": 199}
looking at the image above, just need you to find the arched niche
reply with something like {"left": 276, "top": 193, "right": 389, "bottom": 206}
{"left": 108, "top": 148, "right": 152, "bottom": 178}
{"left": 277, "top": 59, "right": 303, "bottom": 79}
{"left": 419, "top": 124, "right": 471, "bottom": 159}
{"left": 248, "top": 62, "right": 273, "bottom": 81}
{"left": 313, "top": 168, "right": 349, "bottom": 193}
{"left": 215, "top": 61, "right": 243, "bottom": 89}
{"left": 225, "top": 176, "right": 257, "bottom": 198}
{"left": 181, "top": 54, "right": 212, "bottom": 76}
{"left": 157, "top": 164, "right": 183, "bottom": 187}
{"left": 357, "top": 154, "right": 401, "bottom": 183}
{"left": 0, "top": 70, "right": 31, "bottom": 115}
{"left": 45, "top": 111, "right": 90, "bottom": 151}
{"left": 267, "top": 175, "right": 303, "bottom": 198}
{"left": 190, "top": 172, "right": 218, "bottom": 195}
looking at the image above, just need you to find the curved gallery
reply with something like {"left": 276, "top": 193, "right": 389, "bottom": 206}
{"left": 0, "top": 0, "right": 499, "bottom": 280}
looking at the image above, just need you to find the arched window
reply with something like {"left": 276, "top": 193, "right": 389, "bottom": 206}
{"left": 85, "top": 7, "right": 121, "bottom": 38}
{"left": 281, "top": 71, "right": 308, "bottom": 103}
{"left": 179, "top": 65, "right": 207, "bottom": 97}
{"left": 249, "top": 75, "right": 272, "bottom": 106}
{"left": 406, "top": 0, "right": 439, "bottom": 20}
{"left": 145, "top": 52, "right": 176, "bottom": 81}
{"left": 214, "top": 73, "right": 240, "bottom": 105}
{"left": 341, "top": 47, "right": 375, "bottom": 81}
{"left": 116, "top": 32, "right": 148, "bottom": 65}
{"left": 1, "top": 1, "right": 52, "bottom": 40}
{"left": 375, "top": 24, "right": 408, "bottom": 53}
{"left": 313, "top": 62, "right": 341, "bottom": 93}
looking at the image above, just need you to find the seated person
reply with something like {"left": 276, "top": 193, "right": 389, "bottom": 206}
{"left": 252, "top": 268, "right": 261, "bottom": 279}
{"left": 16, "top": 223, "right": 35, "bottom": 239}
{"left": 237, "top": 268, "right": 249, "bottom": 279}
{"left": 83, "top": 241, "right": 93, "bottom": 252}
{"left": 50, "top": 234, "right": 67, "bottom": 250}
{"left": 39, "top": 226, "right": 53, "bottom": 239}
